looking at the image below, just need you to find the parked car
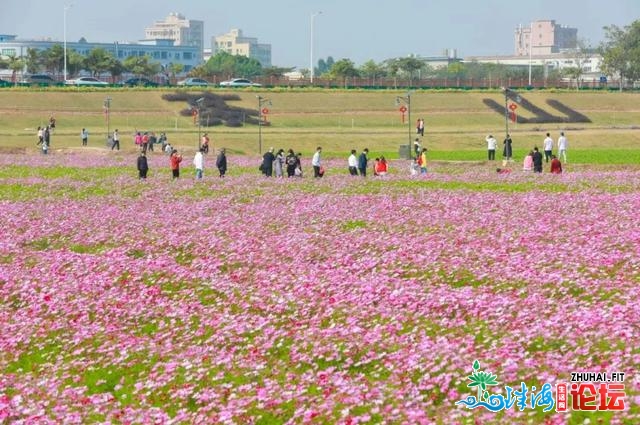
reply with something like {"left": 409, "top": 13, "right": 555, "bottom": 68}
{"left": 219, "top": 78, "right": 261, "bottom": 87}
{"left": 20, "top": 74, "right": 60, "bottom": 86}
{"left": 117, "top": 77, "right": 159, "bottom": 87}
{"left": 0, "top": 78, "right": 12, "bottom": 87}
{"left": 177, "top": 77, "right": 210, "bottom": 87}
{"left": 65, "top": 77, "right": 109, "bottom": 87}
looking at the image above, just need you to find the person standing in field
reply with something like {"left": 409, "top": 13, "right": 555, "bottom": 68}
{"left": 111, "top": 129, "right": 120, "bottom": 151}
{"left": 216, "top": 148, "right": 227, "bottom": 177}
{"left": 419, "top": 149, "right": 428, "bottom": 174}
{"left": 193, "top": 148, "right": 204, "bottom": 180}
{"left": 285, "top": 149, "right": 297, "bottom": 177}
{"left": 523, "top": 150, "right": 534, "bottom": 172}
{"left": 348, "top": 149, "right": 358, "bottom": 176}
{"left": 416, "top": 118, "right": 425, "bottom": 137}
{"left": 274, "top": 149, "right": 285, "bottom": 178}
{"left": 201, "top": 133, "right": 210, "bottom": 154}
{"left": 543, "top": 132, "right": 554, "bottom": 163}
{"left": 137, "top": 152, "right": 149, "bottom": 179}
{"left": 312, "top": 146, "right": 322, "bottom": 178}
{"left": 486, "top": 134, "right": 497, "bottom": 161}
{"left": 557, "top": 132, "right": 568, "bottom": 164}
{"left": 261, "top": 147, "right": 275, "bottom": 177}
{"left": 375, "top": 156, "right": 388, "bottom": 176}
{"left": 532, "top": 147, "right": 543, "bottom": 173}
{"left": 503, "top": 134, "right": 513, "bottom": 162}
{"left": 550, "top": 154, "right": 562, "bottom": 174}
{"left": 37, "top": 126, "right": 43, "bottom": 145}
{"left": 170, "top": 149, "right": 183, "bottom": 179}
{"left": 358, "top": 148, "right": 369, "bottom": 177}
{"left": 81, "top": 128, "right": 89, "bottom": 146}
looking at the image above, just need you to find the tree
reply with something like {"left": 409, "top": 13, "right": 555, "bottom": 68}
{"left": 328, "top": 59, "right": 359, "bottom": 87}
{"left": 316, "top": 56, "right": 334, "bottom": 76}
{"left": 359, "top": 60, "right": 386, "bottom": 86}
{"left": 42, "top": 44, "right": 65, "bottom": 74}
{"left": 123, "top": 55, "right": 160, "bottom": 77}
{"left": 6, "top": 55, "right": 25, "bottom": 83}
{"left": 600, "top": 20, "right": 640, "bottom": 90}
{"left": 395, "top": 57, "right": 426, "bottom": 83}
{"left": 84, "top": 48, "right": 115, "bottom": 77}
{"left": 66, "top": 50, "right": 85, "bottom": 78}
{"left": 201, "top": 51, "right": 262, "bottom": 78}
{"left": 25, "top": 48, "right": 42, "bottom": 74}
{"left": 167, "top": 62, "right": 184, "bottom": 80}
{"left": 106, "top": 57, "right": 125, "bottom": 82}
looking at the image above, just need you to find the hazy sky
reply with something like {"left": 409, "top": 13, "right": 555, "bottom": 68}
{"left": 1, "top": 0, "right": 637, "bottom": 68}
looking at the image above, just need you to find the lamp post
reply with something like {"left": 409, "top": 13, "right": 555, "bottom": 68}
{"left": 395, "top": 91, "right": 413, "bottom": 159}
{"left": 104, "top": 97, "right": 112, "bottom": 143}
{"left": 310, "top": 11, "right": 322, "bottom": 84}
{"left": 195, "top": 97, "right": 205, "bottom": 149}
{"left": 257, "top": 95, "right": 271, "bottom": 154}
{"left": 501, "top": 87, "right": 521, "bottom": 143}
{"left": 63, "top": 3, "right": 73, "bottom": 82}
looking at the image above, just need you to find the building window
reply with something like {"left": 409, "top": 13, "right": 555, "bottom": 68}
{"left": 183, "top": 52, "right": 193, "bottom": 60}
{"left": 161, "top": 52, "right": 167, "bottom": 59}
{"left": 1, "top": 48, "right": 16, "bottom": 56}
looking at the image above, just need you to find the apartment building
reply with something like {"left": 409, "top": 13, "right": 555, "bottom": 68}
{"left": 515, "top": 20, "right": 578, "bottom": 56}
{"left": 212, "top": 29, "right": 271, "bottom": 67}
{"left": 145, "top": 12, "right": 204, "bottom": 61}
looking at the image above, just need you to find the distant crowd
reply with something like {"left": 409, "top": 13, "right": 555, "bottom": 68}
{"left": 35, "top": 116, "right": 571, "bottom": 179}
{"left": 487, "top": 131, "right": 568, "bottom": 174}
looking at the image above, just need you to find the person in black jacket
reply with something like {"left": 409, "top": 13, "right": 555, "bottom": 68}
{"left": 532, "top": 147, "right": 543, "bottom": 173}
{"left": 137, "top": 152, "right": 149, "bottom": 179}
{"left": 358, "top": 148, "right": 369, "bottom": 177}
{"left": 216, "top": 148, "right": 227, "bottom": 177}
{"left": 261, "top": 147, "right": 275, "bottom": 176}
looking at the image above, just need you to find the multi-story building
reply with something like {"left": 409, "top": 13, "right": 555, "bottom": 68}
{"left": 515, "top": 20, "right": 578, "bottom": 56}
{"left": 212, "top": 29, "right": 272, "bottom": 68}
{"left": 0, "top": 34, "right": 201, "bottom": 75}
{"left": 144, "top": 12, "right": 204, "bottom": 61}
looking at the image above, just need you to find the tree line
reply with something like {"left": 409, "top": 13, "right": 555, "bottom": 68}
{"left": 1, "top": 19, "right": 638, "bottom": 88}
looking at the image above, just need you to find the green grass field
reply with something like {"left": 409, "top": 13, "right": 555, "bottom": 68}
{"left": 0, "top": 88, "right": 638, "bottom": 163}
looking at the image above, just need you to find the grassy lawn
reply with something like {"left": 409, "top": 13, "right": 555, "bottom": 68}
{"left": 0, "top": 88, "right": 638, "bottom": 161}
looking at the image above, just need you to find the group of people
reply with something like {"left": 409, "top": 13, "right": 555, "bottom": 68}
{"left": 260, "top": 148, "right": 304, "bottom": 178}
{"left": 487, "top": 131, "right": 568, "bottom": 174}
{"left": 136, "top": 147, "right": 228, "bottom": 180}
{"left": 348, "top": 148, "right": 390, "bottom": 177}
{"left": 485, "top": 134, "right": 514, "bottom": 161}
{"left": 35, "top": 125, "right": 53, "bottom": 154}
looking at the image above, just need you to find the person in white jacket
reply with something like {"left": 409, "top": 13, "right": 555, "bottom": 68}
{"left": 557, "top": 132, "right": 568, "bottom": 164}
{"left": 485, "top": 135, "right": 497, "bottom": 161}
{"left": 193, "top": 148, "right": 204, "bottom": 179}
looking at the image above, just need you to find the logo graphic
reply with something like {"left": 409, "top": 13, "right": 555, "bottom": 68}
{"left": 456, "top": 360, "right": 626, "bottom": 414}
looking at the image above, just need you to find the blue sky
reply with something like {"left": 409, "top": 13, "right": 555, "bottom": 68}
{"left": 1, "top": 0, "right": 637, "bottom": 68}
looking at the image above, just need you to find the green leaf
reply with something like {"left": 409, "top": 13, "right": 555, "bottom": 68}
{"left": 473, "top": 360, "right": 480, "bottom": 371}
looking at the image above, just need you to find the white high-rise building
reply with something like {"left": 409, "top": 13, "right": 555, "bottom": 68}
{"left": 145, "top": 13, "right": 204, "bottom": 61}
{"left": 212, "top": 29, "right": 272, "bottom": 67}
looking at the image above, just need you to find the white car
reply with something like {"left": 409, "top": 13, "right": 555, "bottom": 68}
{"left": 219, "top": 78, "right": 261, "bottom": 87}
{"left": 65, "top": 77, "right": 108, "bottom": 87}
{"left": 177, "top": 78, "right": 210, "bottom": 87}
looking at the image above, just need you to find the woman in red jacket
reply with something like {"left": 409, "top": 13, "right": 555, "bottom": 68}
{"left": 170, "top": 149, "right": 183, "bottom": 179}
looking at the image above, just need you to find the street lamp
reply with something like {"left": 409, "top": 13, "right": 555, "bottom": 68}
{"left": 104, "top": 97, "right": 112, "bottom": 144}
{"left": 195, "top": 97, "right": 205, "bottom": 149}
{"left": 257, "top": 95, "right": 271, "bottom": 154}
{"left": 63, "top": 3, "right": 73, "bottom": 82}
{"left": 395, "top": 91, "right": 413, "bottom": 159}
{"left": 310, "top": 11, "right": 322, "bottom": 84}
{"left": 501, "top": 87, "right": 521, "bottom": 141}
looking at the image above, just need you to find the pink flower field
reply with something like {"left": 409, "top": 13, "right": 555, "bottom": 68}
{"left": 0, "top": 153, "right": 638, "bottom": 424}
